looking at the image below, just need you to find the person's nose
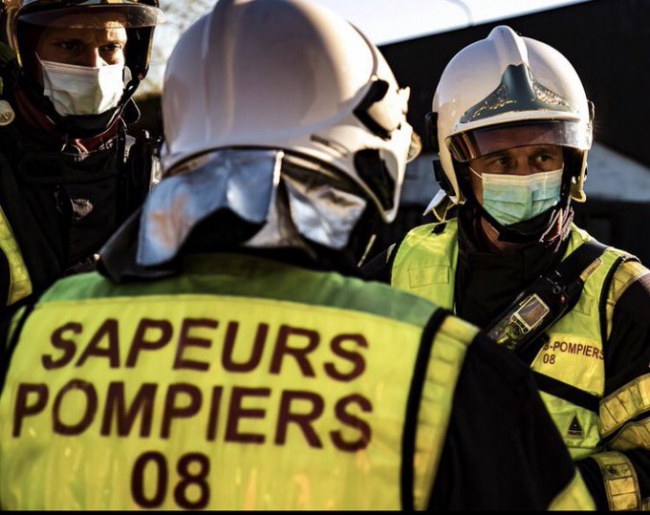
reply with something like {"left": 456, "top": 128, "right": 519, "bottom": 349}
{"left": 77, "top": 47, "right": 105, "bottom": 68}
{"left": 511, "top": 157, "right": 533, "bottom": 176}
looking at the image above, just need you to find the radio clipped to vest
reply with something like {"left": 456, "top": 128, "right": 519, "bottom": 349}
{"left": 485, "top": 240, "right": 607, "bottom": 358}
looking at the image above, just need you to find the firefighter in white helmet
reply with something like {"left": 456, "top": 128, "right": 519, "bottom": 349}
{"left": 364, "top": 25, "right": 650, "bottom": 511}
{"left": 0, "top": 3, "right": 594, "bottom": 510}
{"left": 0, "top": 0, "right": 164, "bottom": 314}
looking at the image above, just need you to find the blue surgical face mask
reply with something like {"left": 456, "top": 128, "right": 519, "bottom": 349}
{"left": 470, "top": 167, "right": 563, "bottom": 226}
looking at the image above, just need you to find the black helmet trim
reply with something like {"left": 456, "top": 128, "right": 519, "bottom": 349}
{"left": 18, "top": 3, "right": 163, "bottom": 28}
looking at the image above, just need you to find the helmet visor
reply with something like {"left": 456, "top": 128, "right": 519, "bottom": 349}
{"left": 447, "top": 120, "right": 592, "bottom": 163}
{"left": 19, "top": 3, "right": 164, "bottom": 28}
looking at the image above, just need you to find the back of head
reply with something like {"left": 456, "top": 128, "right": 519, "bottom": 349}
{"left": 139, "top": 0, "right": 419, "bottom": 269}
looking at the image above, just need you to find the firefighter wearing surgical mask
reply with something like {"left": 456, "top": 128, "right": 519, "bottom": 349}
{"left": 0, "top": 0, "right": 163, "bottom": 312}
{"left": 363, "top": 25, "right": 650, "bottom": 511}
{"left": 0, "top": 2, "right": 596, "bottom": 510}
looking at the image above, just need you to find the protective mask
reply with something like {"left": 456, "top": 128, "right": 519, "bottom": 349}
{"left": 471, "top": 167, "right": 563, "bottom": 226}
{"left": 39, "top": 57, "right": 129, "bottom": 116}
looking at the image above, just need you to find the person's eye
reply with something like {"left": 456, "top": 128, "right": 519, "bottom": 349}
{"left": 478, "top": 156, "right": 510, "bottom": 174}
{"left": 103, "top": 43, "right": 124, "bottom": 53}
{"left": 534, "top": 153, "right": 562, "bottom": 166}
{"left": 58, "top": 41, "right": 82, "bottom": 52}
{"left": 495, "top": 156, "right": 511, "bottom": 168}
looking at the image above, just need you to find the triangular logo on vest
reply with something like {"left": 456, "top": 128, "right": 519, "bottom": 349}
{"left": 567, "top": 415, "right": 584, "bottom": 438}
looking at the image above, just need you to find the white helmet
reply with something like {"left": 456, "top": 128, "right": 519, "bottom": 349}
{"left": 430, "top": 25, "right": 593, "bottom": 207}
{"left": 161, "top": 0, "right": 419, "bottom": 224}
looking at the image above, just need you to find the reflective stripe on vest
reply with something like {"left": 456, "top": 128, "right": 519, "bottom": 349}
{"left": 391, "top": 219, "right": 627, "bottom": 459}
{"left": 0, "top": 254, "right": 474, "bottom": 510}
{"left": 0, "top": 205, "right": 31, "bottom": 305}
{"left": 592, "top": 452, "right": 641, "bottom": 510}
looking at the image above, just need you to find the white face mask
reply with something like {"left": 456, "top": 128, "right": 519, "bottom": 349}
{"left": 38, "top": 57, "right": 130, "bottom": 117}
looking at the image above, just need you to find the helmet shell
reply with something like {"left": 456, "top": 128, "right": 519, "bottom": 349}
{"left": 161, "top": 0, "right": 417, "bottom": 222}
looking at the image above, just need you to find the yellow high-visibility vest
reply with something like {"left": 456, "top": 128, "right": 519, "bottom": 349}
{"left": 0, "top": 253, "right": 483, "bottom": 510}
{"left": 392, "top": 219, "right": 629, "bottom": 459}
{"left": 0, "top": 204, "right": 31, "bottom": 305}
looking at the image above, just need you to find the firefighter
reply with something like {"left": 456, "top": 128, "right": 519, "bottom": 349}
{"left": 363, "top": 25, "right": 650, "bottom": 511}
{"left": 0, "top": 0, "right": 163, "bottom": 313}
{"left": 0, "top": 3, "right": 594, "bottom": 510}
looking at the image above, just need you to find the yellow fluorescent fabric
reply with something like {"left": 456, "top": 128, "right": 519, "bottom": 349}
{"left": 531, "top": 225, "right": 613, "bottom": 396}
{"left": 391, "top": 222, "right": 457, "bottom": 309}
{"left": 600, "top": 374, "right": 650, "bottom": 438}
{"left": 549, "top": 471, "right": 596, "bottom": 510}
{"left": 391, "top": 220, "right": 626, "bottom": 457}
{"left": 413, "top": 315, "right": 476, "bottom": 509}
{"left": 0, "top": 204, "right": 31, "bottom": 305}
{"left": 526, "top": 227, "right": 632, "bottom": 457}
{"left": 0, "top": 291, "right": 448, "bottom": 510}
{"left": 592, "top": 452, "right": 641, "bottom": 510}
{"left": 540, "top": 391, "right": 601, "bottom": 460}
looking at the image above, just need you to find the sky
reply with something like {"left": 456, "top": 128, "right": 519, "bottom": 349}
{"left": 141, "top": 0, "right": 594, "bottom": 94}
{"left": 301, "top": 0, "right": 593, "bottom": 45}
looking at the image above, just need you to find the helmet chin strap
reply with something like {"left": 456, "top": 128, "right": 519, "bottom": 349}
{"left": 474, "top": 200, "right": 566, "bottom": 244}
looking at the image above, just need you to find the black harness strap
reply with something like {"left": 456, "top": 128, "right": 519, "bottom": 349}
{"left": 532, "top": 371, "right": 600, "bottom": 413}
{"left": 598, "top": 254, "right": 633, "bottom": 349}
{"left": 401, "top": 308, "right": 450, "bottom": 511}
{"left": 480, "top": 240, "right": 610, "bottom": 420}
{"left": 484, "top": 239, "right": 608, "bottom": 365}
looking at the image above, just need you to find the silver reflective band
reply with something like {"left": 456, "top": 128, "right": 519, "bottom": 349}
{"left": 283, "top": 169, "right": 367, "bottom": 250}
{"left": 137, "top": 150, "right": 281, "bottom": 267}
{"left": 137, "top": 149, "right": 370, "bottom": 267}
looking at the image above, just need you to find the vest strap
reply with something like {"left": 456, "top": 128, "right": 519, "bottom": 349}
{"left": 485, "top": 239, "right": 607, "bottom": 361}
{"left": 0, "top": 204, "right": 31, "bottom": 305}
{"left": 401, "top": 308, "right": 450, "bottom": 510}
{"left": 600, "top": 256, "right": 644, "bottom": 344}
{"left": 533, "top": 371, "right": 600, "bottom": 413}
